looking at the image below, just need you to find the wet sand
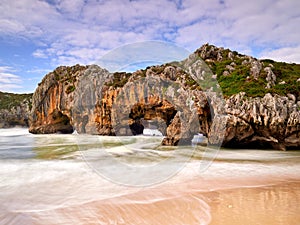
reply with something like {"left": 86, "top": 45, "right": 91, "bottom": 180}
{"left": 208, "top": 181, "right": 300, "bottom": 225}
{"left": 5, "top": 178, "right": 299, "bottom": 225}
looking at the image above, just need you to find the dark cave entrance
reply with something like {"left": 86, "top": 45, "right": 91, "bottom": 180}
{"left": 128, "top": 99, "right": 177, "bottom": 136}
{"left": 50, "top": 109, "right": 74, "bottom": 134}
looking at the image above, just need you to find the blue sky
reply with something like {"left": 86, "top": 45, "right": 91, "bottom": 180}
{"left": 0, "top": 0, "right": 299, "bottom": 93}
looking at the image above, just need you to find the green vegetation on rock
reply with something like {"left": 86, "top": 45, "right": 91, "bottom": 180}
{"left": 106, "top": 72, "right": 132, "bottom": 88}
{"left": 65, "top": 85, "right": 76, "bottom": 94}
{"left": 266, "top": 61, "right": 300, "bottom": 97}
{"left": 199, "top": 44, "right": 300, "bottom": 98}
{"left": 0, "top": 91, "right": 32, "bottom": 110}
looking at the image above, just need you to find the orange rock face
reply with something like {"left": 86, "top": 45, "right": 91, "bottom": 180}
{"left": 29, "top": 64, "right": 210, "bottom": 146}
{"left": 29, "top": 59, "right": 300, "bottom": 150}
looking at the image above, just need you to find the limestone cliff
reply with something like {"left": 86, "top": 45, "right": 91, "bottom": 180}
{"left": 29, "top": 63, "right": 209, "bottom": 145}
{"left": 28, "top": 44, "right": 300, "bottom": 150}
{"left": 215, "top": 92, "right": 300, "bottom": 150}
{"left": 0, "top": 92, "right": 32, "bottom": 128}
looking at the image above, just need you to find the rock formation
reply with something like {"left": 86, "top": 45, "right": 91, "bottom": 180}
{"left": 221, "top": 92, "right": 300, "bottom": 150}
{"left": 27, "top": 44, "right": 300, "bottom": 150}
{"left": 0, "top": 92, "right": 32, "bottom": 128}
{"left": 29, "top": 63, "right": 209, "bottom": 146}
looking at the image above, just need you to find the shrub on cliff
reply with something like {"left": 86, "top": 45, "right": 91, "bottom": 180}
{"left": 197, "top": 44, "right": 300, "bottom": 98}
{"left": 0, "top": 91, "right": 32, "bottom": 110}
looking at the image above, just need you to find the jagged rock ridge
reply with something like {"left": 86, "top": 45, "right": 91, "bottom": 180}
{"left": 198, "top": 44, "right": 300, "bottom": 98}
{"left": 28, "top": 44, "right": 300, "bottom": 150}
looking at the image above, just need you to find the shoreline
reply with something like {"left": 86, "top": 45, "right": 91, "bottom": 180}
{"left": 1, "top": 128, "right": 300, "bottom": 224}
{"left": 8, "top": 178, "right": 300, "bottom": 225}
{"left": 0, "top": 126, "right": 300, "bottom": 152}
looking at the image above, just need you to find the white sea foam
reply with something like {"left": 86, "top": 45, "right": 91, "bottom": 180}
{"left": 1, "top": 128, "right": 300, "bottom": 224}
{"left": 0, "top": 127, "right": 30, "bottom": 136}
{"left": 143, "top": 128, "right": 163, "bottom": 136}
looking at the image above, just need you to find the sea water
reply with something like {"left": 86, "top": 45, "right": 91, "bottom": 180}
{"left": 1, "top": 128, "right": 300, "bottom": 225}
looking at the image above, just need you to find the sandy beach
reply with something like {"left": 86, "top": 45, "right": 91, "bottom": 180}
{"left": 4, "top": 176, "right": 299, "bottom": 225}
{"left": 1, "top": 131, "right": 300, "bottom": 225}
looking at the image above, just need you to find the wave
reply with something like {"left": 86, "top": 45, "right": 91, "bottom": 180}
{"left": 1, "top": 129, "right": 300, "bottom": 224}
{"left": 0, "top": 127, "right": 30, "bottom": 137}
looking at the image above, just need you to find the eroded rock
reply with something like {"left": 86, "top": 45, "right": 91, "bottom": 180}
{"left": 28, "top": 45, "right": 300, "bottom": 150}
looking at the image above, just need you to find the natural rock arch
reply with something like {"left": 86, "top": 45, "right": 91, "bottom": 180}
{"left": 107, "top": 74, "right": 209, "bottom": 145}
{"left": 29, "top": 109, "right": 73, "bottom": 134}
{"left": 127, "top": 98, "right": 177, "bottom": 136}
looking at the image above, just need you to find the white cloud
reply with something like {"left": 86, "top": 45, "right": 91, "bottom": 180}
{"left": 0, "top": 73, "right": 20, "bottom": 84}
{"left": 0, "top": 19, "right": 26, "bottom": 34}
{"left": 32, "top": 49, "right": 48, "bottom": 58}
{"left": 55, "top": 48, "right": 108, "bottom": 66}
{"left": 0, "top": 66, "right": 22, "bottom": 92}
{"left": 96, "top": 41, "right": 190, "bottom": 72}
{"left": 219, "top": 0, "right": 300, "bottom": 48}
{"left": 259, "top": 46, "right": 300, "bottom": 63}
{"left": 174, "top": 0, "right": 300, "bottom": 58}
{"left": 55, "top": 0, "right": 85, "bottom": 17}
{"left": 0, "top": 0, "right": 60, "bottom": 39}
{"left": 1, "top": 0, "right": 300, "bottom": 67}
{"left": 26, "top": 68, "right": 52, "bottom": 74}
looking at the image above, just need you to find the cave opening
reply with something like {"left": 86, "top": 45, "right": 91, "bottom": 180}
{"left": 50, "top": 109, "right": 74, "bottom": 134}
{"left": 128, "top": 99, "right": 177, "bottom": 136}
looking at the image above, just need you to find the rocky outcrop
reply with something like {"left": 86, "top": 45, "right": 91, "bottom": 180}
{"left": 0, "top": 92, "right": 32, "bottom": 128}
{"left": 29, "top": 63, "right": 209, "bottom": 146}
{"left": 29, "top": 64, "right": 88, "bottom": 133}
{"left": 28, "top": 44, "right": 300, "bottom": 150}
{"left": 29, "top": 64, "right": 115, "bottom": 134}
{"left": 220, "top": 92, "right": 300, "bottom": 150}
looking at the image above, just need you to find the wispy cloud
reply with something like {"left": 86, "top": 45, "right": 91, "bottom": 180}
{"left": 0, "top": 66, "right": 22, "bottom": 92}
{"left": 97, "top": 41, "right": 190, "bottom": 72}
{"left": 32, "top": 49, "right": 48, "bottom": 59}
{"left": 26, "top": 68, "right": 52, "bottom": 74}
{"left": 259, "top": 46, "right": 300, "bottom": 63}
{"left": 0, "top": 0, "right": 300, "bottom": 67}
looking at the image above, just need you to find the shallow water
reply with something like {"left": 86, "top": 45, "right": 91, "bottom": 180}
{"left": 0, "top": 128, "right": 300, "bottom": 224}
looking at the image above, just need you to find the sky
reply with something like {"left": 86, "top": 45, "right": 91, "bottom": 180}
{"left": 0, "top": 0, "right": 299, "bottom": 93}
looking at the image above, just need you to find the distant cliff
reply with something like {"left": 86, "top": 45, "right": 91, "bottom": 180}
{"left": 27, "top": 44, "right": 300, "bottom": 150}
{"left": 0, "top": 92, "right": 32, "bottom": 128}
